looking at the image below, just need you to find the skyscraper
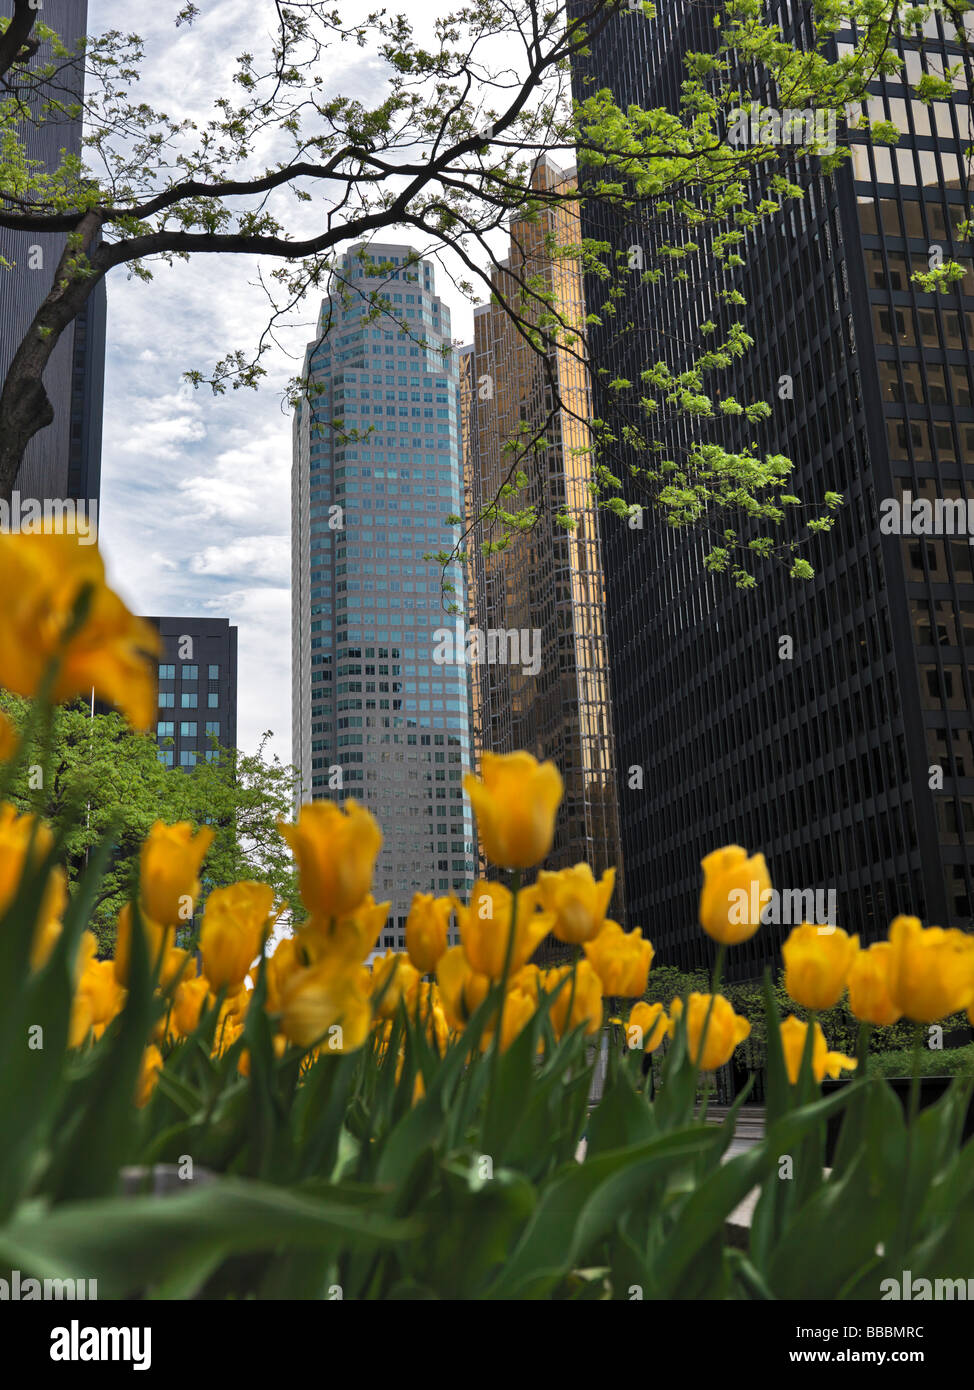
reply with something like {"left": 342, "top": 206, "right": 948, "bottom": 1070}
{"left": 0, "top": 0, "right": 106, "bottom": 503}
{"left": 147, "top": 617, "right": 238, "bottom": 770}
{"left": 462, "top": 157, "right": 623, "bottom": 905}
{"left": 572, "top": 4, "right": 974, "bottom": 979}
{"left": 291, "top": 243, "right": 475, "bottom": 949}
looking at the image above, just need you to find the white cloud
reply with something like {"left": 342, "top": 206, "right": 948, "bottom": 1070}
{"left": 87, "top": 0, "right": 502, "bottom": 764}
{"left": 191, "top": 537, "right": 289, "bottom": 583}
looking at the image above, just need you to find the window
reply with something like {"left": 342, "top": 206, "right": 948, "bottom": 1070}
{"left": 158, "top": 664, "right": 175, "bottom": 680}
{"left": 205, "top": 721, "right": 220, "bottom": 736}
{"left": 180, "top": 721, "right": 197, "bottom": 737}
{"left": 159, "top": 692, "right": 175, "bottom": 708}
{"left": 207, "top": 693, "right": 219, "bottom": 709}
{"left": 181, "top": 692, "right": 198, "bottom": 708}
{"left": 208, "top": 664, "right": 220, "bottom": 679}
{"left": 157, "top": 749, "right": 174, "bottom": 767}
{"left": 182, "top": 664, "right": 198, "bottom": 681}
{"left": 180, "top": 750, "right": 197, "bottom": 767}
{"left": 157, "top": 721, "right": 174, "bottom": 738}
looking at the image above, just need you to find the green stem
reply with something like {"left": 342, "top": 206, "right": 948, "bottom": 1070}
{"left": 894, "top": 1023, "right": 924, "bottom": 1260}
{"left": 690, "top": 941, "right": 726, "bottom": 1118}
{"left": 484, "top": 868, "right": 521, "bottom": 1139}
{"left": 856, "top": 1020, "right": 871, "bottom": 1078}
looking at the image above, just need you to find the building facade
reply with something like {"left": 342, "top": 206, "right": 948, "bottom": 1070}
{"left": 572, "top": 3, "right": 974, "bottom": 979}
{"left": 147, "top": 617, "right": 238, "bottom": 770}
{"left": 291, "top": 243, "right": 475, "bottom": 950}
{"left": 0, "top": 0, "right": 106, "bottom": 504}
{"left": 462, "top": 157, "right": 624, "bottom": 911}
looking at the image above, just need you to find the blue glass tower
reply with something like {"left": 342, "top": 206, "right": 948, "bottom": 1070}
{"left": 291, "top": 242, "right": 475, "bottom": 947}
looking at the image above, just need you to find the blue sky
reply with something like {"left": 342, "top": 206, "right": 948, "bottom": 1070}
{"left": 88, "top": 0, "right": 481, "bottom": 763}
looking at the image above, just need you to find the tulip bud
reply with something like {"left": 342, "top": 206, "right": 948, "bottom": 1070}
{"left": 783, "top": 922, "right": 859, "bottom": 1010}
{"left": 406, "top": 892, "right": 453, "bottom": 973}
{"left": 669, "top": 993, "right": 750, "bottom": 1070}
{"left": 140, "top": 821, "right": 214, "bottom": 927}
{"left": 278, "top": 799, "right": 382, "bottom": 918}
{"left": 200, "top": 881, "right": 275, "bottom": 991}
{"left": 463, "top": 751, "right": 563, "bottom": 869}
{"left": 699, "top": 845, "right": 771, "bottom": 945}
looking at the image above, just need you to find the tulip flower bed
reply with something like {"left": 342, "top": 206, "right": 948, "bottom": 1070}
{"left": 2, "top": 531, "right": 974, "bottom": 1299}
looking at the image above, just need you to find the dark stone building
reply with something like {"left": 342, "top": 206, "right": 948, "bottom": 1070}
{"left": 146, "top": 617, "right": 239, "bottom": 769}
{"left": 0, "top": 0, "right": 106, "bottom": 503}
{"left": 572, "top": 2, "right": 974, "bottom": 978}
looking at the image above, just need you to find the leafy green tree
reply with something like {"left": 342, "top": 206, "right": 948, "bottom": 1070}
{"left": 0, "top": 693, "right": 300, "bottom": 950}
{"left": 2, "top": 0, "right": 960, "bottom": 579}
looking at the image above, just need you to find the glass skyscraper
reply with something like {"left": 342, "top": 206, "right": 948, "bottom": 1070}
{"left": 291, "top": 243, "right": 475, "bottom": 948}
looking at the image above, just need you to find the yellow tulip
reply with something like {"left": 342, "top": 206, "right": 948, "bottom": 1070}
{"left": 847, "top": 942, "right": 902, "bottom": 1026}
{"left": 299, "top": 894, "right": 389, "bottom": 965}
{"left": 699, "top": 844, "right": 771, "bottom": 945}
{"left": 778, "top": 1014, "right": 857, "bottom": 1084}
{"left": 511, "top": 962, "right": 542, "bottom": 1000}
{"left": 436, "top": 944, "right": 491, "bottom": 1028}
{"left": 670, "top": 993, "right": 751, "bottom": 1070}
{"left": 279, "top": 958, "right": 372, "bottom": 1051}
{"left": 583, "top": 921, "right": 654, "bottom": 997}
{"left": 542, "top": 960, "right": 603, "bottom": 1038}
{"left": 113, "top": 902, "right": 173, "bottom": 985}
{"left": 200, "top": 881, "right": 275, "bottom": 991}
{"left": 29, "top": 866, "right": 68, "bottom": 972}
{"left": 135, "top": 1044, "right": 164, "bottom": 1108}
{"left": 0, "top": 531, "right": 160, "bottom": 729}
{"left": 494, "top": 987, "right": 537, "bottom": 1053}
{"left": 0, "top": 710, "right": 17, "bottom": 761}
{"left": 212, "top": 1016, "right": 243, "bottom": 1059}
{"left": 139, "top": 821, "right": 214, "bottom": 927}
{"left": 405, "top": 982, "right": 451, "bottom": 1051}
{"left": 453, "top": 880, "right": 553, "bottom": 980}
{"left": 405, "top": 892, "right": 452, "bottom": 973}
{"left": 370, "top": 950, "right": 421, "bottom": 1020}
{"left": 462, "top": 751, "right": 563, "bottom": 869}
{"left": 783, "top": 922, "right": 860, "bottom": 1010}
{"left": 887, "top": 915, "right": 974, "bottom": 1023}
{"left": 264, "top": 935, "right": 303, "bottom": 1012}
{"left": 0, "top": 804, "right": 65, "bottom": 967}
{"left": 278, "top": 798, "right": 382, "bottom": 918}
{"left": 0, "top": 803, "right": 54, "bottom": 912}
{"left": 539, "top": 961, "right": 600, "bottom": 1039}
{"left": 78, "top": 958, "right": 126, "bottom": 1027}
{"left": 627, "top": 1000, "right": 668, "bottom": 1053}
{"left": 171, "top": 973, "right": 210, "bottom": 1036}
{"left": 537, "top": 863, "right": 616, "bottom": 944}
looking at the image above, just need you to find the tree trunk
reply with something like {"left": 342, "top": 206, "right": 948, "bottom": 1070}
{"left": 0, "top": 213, "right": 105, "bottom": 504}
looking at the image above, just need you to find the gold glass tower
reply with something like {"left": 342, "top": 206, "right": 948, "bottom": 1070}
{"left": 462, "top": 157, "right": 624, "bottom": 916}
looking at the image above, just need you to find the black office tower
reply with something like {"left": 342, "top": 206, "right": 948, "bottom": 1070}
{"left": 146, "top": 618, "right": 239, "bottom": 770}
{"left": 573, "top": 4, "right": 974, "bottom": 979}
{"left": 0, "top": 0, "right": 106, "bottom": 503}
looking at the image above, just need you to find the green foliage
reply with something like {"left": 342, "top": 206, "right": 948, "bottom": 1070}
{"left": 866, "top": 1044, "right": 974, "bottom": 1078}
{"left": 0, "top": 693, "right": 300, "bottom": 948}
